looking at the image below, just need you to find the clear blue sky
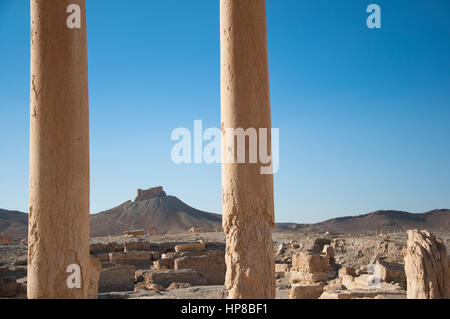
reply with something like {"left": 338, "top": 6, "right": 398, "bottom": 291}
{"left": 0, "top": 0, "right": 449, "bottom": 223}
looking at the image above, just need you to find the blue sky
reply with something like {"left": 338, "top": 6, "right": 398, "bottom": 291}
{"left": 0, "top": 0, "right": 449, "bottom": 223}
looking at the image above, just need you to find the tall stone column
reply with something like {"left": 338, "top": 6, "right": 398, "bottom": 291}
{"left": 220, "top": 0, "right": 275, "bottom": 299}
{"left": 28, "top": 0, "right": 90, "bottom": 298}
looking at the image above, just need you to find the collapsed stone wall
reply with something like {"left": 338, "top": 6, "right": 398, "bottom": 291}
{"left": 89, "top": 238, "right": 227, "bottom": 294}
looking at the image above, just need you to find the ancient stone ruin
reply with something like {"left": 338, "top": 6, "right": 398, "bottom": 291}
{"left": 403, "top": 229, "right": 450, "bottom": 299}
{"left": 135, "top": 187, "right": 167, "bottom": 202}
{"left": 28, "top": 0, "right": 90, "bottom": 299}
{"left": 220, "top": 0, "right": 275, "bottom": 299}
{"left": 23, "top": 0, "right": 450, "bottom": 302}
{"left": 277, "top": 236, "right": 410, "bottom": 299}
{"left": 26, "top": 0, "right": 276, "bottom": 299}
{"left": 89, "top": 238, "right": 226, "bottom": 294}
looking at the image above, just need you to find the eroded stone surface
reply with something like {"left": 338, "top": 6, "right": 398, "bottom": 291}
{"left": 28, "top": 0, "right": 90, "bottom": 299}
{"left": 175, "top": 243, "right": 205, "bottom": 253}
{"left": 404, "top": 229, "right": 450, "bottom": 299}
{"left": 220, "top": 0, "right": 275, "bottom": 299}
{"left": 109, "top": 251, "right": 153, "bottom": 267}
{"left": 174, "top": 251, "right": 226, "bottom": 285}
{"left": 88, "top": 256, "right": 102, "bottom": 299}
{"left": 338, "top": 266, "right": 356, "bottom": 278}
{"left": 291, "top": 253, "right": 330, "bottom": 283}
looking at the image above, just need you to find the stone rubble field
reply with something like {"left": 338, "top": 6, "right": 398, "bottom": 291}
{"left": 1, "top": 229, "right": 449, "bottom": 299}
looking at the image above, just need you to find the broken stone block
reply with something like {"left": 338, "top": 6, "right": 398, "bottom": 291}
{"left": 292, "top": 253, "right": 330, "bottom": 273}
{"left": 322, "top": 245, "right": 335, "bottom": 261}
{"left": 162, "top": 252, "right": 177, "bottom": 258}
{"left": 90, "top": 242, "right": 122, "bottom": 254}
{"left": 404, "top": 229, "right": 450, "bottom": 299}
{"left": 174, "top": 243, "right": 206, "bottom": 253}
{"left": 291, "top": 253, "right": 330, "bottom": 282}
{"left": 174, "top": 251, "right": 225, "bottom": 285}
{"left": 306, "top": 238, "right": 331, "bottom": 254}
{"left": 145, "top": 269, "right": 207, "bottom": 288}
{"left": 339, "top": 266, "right": 356, "bottom": 278}
{"left": 341, "top": 274, "right": 357, "bottom": 290}
{"left": 289, "top": 284, "right": 324, "bottom": 299}
{"left": 324, "top": 277, "right": 344, "bottom": 292}
{"left": 342, "top": 273, "right": 393, "bottom": 290}
{"left": 98, "top": 265, "right": 135, "bottom": 293}
{"left": 154, "top": 257, "right": 175, "bottom": 270}
{"left": 123, "top": 241, "right": 151, "bottom": 252}
{"left": 290, "top": 271, "right": 328, "bottom": 283}
{"left": 376, "top": 259, "right": 406, "bottom": 285}
{"left": 109, "top": 251, "right": 152, "bottom": 267}
{"left": 344, "top": 274, "right": 380, "bottom": 290}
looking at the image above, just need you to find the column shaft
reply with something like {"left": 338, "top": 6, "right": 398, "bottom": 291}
{"left": 28, "top": 0, "right": 90, "bottom": 298}
{"left": 220, "top": 0, "right": 275, "bottom": 299}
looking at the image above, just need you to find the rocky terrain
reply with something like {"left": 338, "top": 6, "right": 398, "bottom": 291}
{"left": 1, "top": 229, "right": 449, "bottom": 299}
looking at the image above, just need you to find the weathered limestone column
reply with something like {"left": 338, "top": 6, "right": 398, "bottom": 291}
{"left": 28, "top": 0, "right": 90, "bottom": 298}
{"left": 404, "top": 230, "right": 450, "bottom": 299}
{"left": 220, "top": 0, "right": 275, "bottom": 299}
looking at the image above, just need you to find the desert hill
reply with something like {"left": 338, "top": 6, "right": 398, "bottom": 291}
{"left": 278, "top": 209, "right": 450, "bottom": 234}
{"left": 0, "top": 209, "right": 28, "bottom": 239}
{"left": 89, "top": 187, "right": 222, "bottom": 237}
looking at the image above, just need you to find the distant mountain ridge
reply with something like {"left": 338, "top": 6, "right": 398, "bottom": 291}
{"left": 276, "top": 209, "right": 450, "bottom": 234}
{"left": 1, "top": 189, "right": 449, "bottom": 238}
